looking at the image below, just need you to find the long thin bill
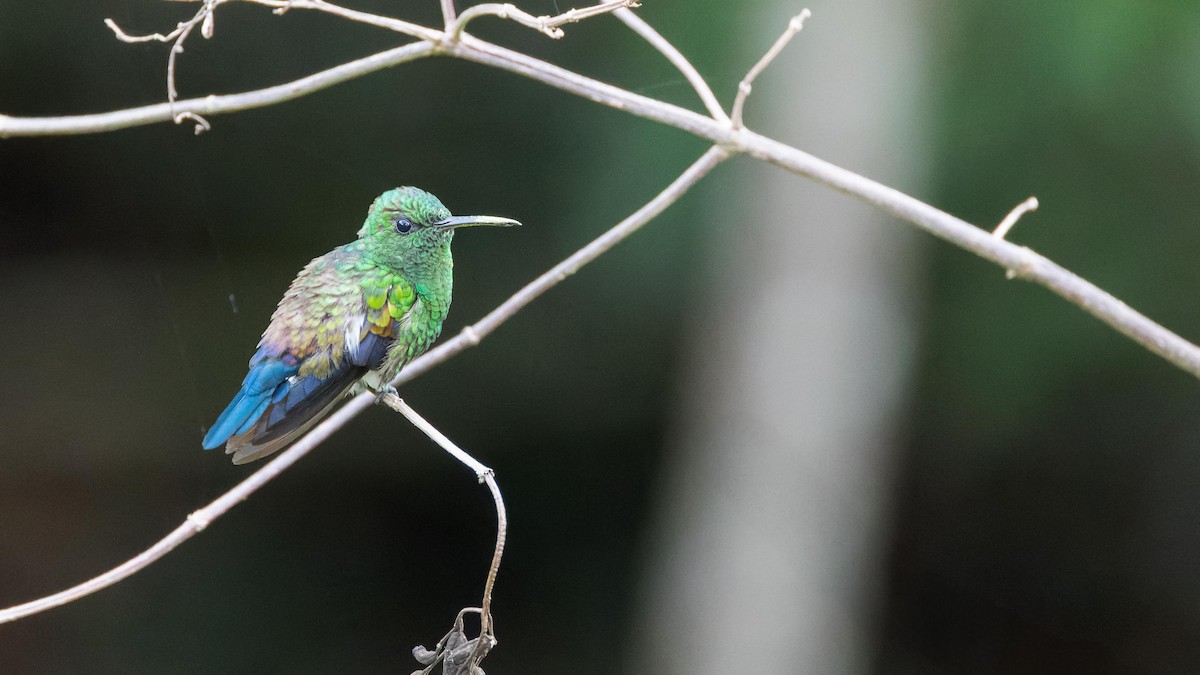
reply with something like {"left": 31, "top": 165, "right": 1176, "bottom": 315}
{"left": 436, "top": 215, "right": 521, "bottom": 229}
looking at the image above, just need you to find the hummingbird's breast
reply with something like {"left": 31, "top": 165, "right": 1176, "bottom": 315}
{"left": 377, "top": 287, "right": 450, "bottom": 379}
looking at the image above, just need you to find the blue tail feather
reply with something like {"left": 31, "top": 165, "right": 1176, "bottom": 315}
{"left": 233, "top": 392, "right": 275, "bottom": 436}
{"left": 204, "top": 333, "right": 393, "bottom": 460}
{"left": 202, "top": 356, "right": 299, "bottom": 450}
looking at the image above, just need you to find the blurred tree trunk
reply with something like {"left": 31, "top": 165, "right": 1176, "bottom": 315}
{"left": 631, "top": 1, "right": 927, "bottom": 672}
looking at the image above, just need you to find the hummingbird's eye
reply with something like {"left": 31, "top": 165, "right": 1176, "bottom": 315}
{"left": 393, "top": 216, "right": 414, "bottom": 234}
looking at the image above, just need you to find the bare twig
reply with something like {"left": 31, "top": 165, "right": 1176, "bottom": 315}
{"left": 0, "top": 41, "right": 437, "bottom": 137}
{"left": 613, "top": 8, "right": 729, "bottom": 123}
{"left": 730, "top": 7, "right": 811, "bottom": 129}
{"left": 449, "top": 0, "right": 634, "bottom": 42}
{"left": 103, "top": 17, "right": 185, "bottom": 43}
{"left": 161, "top": 0, "right": 440, "bottom": 39}
{"left": 474, "top": 472, "right": 504, "bottom": 660}
{"left": 240, "top": 0, "right": 439, "bottom": 41}
{"left": 993, "top": 196, "right": 1039, "bottom": 241}
{"left": 440, "top": 0, "right": 457, "bottom": 27}
{"left": 383, "top": 396, "right": 507, "bottom": 671}
{"left": 382, "top": 396, "right": 492, "bottom": 479}
{"left": 175, "top": 111, "right": 212, "bottom": 135}
{"left": 451, "top": 3, "right": 565, "bottom": 40}
{"left": 105, "top": 1, "right": 220, "bottom": 133}
{"left": 0, "top": 146, "right": 727, "bottom": 625}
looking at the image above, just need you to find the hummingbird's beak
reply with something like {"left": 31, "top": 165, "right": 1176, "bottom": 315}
{"left": 435, "top": 215, "right": 521, "bottom": 230}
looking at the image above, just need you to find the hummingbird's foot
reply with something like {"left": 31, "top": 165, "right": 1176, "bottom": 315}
{"left": 374, "top": 384, "right": 398, "bottom": 405}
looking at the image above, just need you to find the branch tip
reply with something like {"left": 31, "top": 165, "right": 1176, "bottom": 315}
{"left": 731, "top": 7, "right": 812, "bottom": 129}
{"left": 790, "top": 8, "right": 813, "bottom": 31}
{"left": 104, "top": 17, "right": 176, "bottom": 43}
{"left": 174, "top": 111, "right": 212, "bottom": 135}
{"left": 993, "top": 196, "right": 1039, "bottom": 240}
{"left": 202, "top": 9, "right": 215, "bottom": 38}
{"left": 440, "top": 0, "right": 457, "bottom": 26}
{"left": 450, "top": 0, "right": 632, "bottom": 42}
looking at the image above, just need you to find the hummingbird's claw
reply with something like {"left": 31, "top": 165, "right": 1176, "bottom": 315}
{"left": 374, "top": 384, "right": 398, "bottom": 405}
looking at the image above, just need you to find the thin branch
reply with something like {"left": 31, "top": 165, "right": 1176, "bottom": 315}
{"left": 542, "top": 0, "right": 640, "bottom": 27}
{"left": 165, "top": 15, "right": 198, "bottom": 102}
{"left": 103, "top": 17, "right": 186, "bottom": 43}
{"left": 0, "top": 146, "right": 727, "bottom": 625}
{"left": 731, "top": 7, "right": 811, "bottom": 129}
{"left": 451, "top": 3, "right": 565, "bottom": 40}
{"left": 440, "top": 0, "right": 457, "bottom": 27}
{"left": 383, "top": 395, "right": 492, "bottom": 478}
{"left": 237, "top": 0, "right": 439, "bottom": 41}
{"left": 476, "top": 472, "right": 504, "bottom": 657}
{"left": 0, "top": 42, "right": 437, "bottom": 137}
{"left": 614, "top": 7, "right": 729, "bottom": 124}
{"left": 106, "top": 0, "right": 221, "bottom": 133}
{"left": 383, "top": 396, "right": 507, "bottom": 670}
{"left": 448, "top": 0, "right": 635, "bottom": 42}
{"left": 993, "top": 195, "right": 1039, "bottom": 241}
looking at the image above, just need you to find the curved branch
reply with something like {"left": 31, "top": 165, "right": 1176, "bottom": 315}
{"left": 0, "top": 41, "right": 436, "bottom": 137}
{"left": 384, "top": 396, "right": 508, "bottom": 671}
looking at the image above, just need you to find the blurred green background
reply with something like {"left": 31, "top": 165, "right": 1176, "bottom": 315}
{"left": 4, "top": 0, "right": 1200, "bottom": 673}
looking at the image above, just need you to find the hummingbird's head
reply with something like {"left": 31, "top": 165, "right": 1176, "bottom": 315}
{"left": 358, "top": 186, "right": 519, "bottom": 264}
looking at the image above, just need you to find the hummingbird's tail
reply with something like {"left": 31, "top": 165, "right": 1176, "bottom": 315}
{"left": 202, "top": 346, "right": 366, "bottom": 463}
{"left": 223, "top": 396, "right": 346, "bottom": 464}
{"left": 202, "top": 356, "right": 299, "bottom": 450}
{"left": 223, "top": 366, "right": 361, "bottom": 464}
{"left": 204, "top": 328, "right": 394, "bottom": 463}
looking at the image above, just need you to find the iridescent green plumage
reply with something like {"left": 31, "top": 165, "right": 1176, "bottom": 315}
{"left": 203, "top": 187, "right": 519, "bottom": 464}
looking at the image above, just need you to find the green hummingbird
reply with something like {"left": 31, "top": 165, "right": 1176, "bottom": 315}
{"left": 202, "top": 187, "right": 519, "bottom": 464}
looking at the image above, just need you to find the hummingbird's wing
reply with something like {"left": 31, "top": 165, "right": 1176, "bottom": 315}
{"left": 202, "top": 250, "right": 417, "bottom": 464}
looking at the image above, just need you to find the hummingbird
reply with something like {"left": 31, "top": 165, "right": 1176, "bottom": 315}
{"left": 202, "top": 186, "right": 519, "bottom": 464}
